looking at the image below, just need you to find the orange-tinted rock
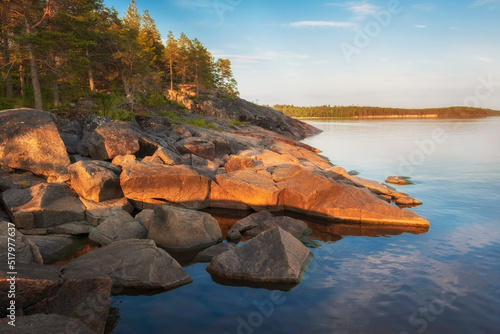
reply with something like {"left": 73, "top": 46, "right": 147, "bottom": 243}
{"left": 1, "top": 183, "right": 86, "bottom": 229}
{"left": 120, "top": 162, "right": 211, "bottom": 210}
{"left": 68, "top": 160, "right": 123, "bottom": 202}
{"left": 0, "top": 109, "right": 70, "bottom": 178}
{"left": 212, "top": 170, "right": 282, "bottom": 211}
{"left": 89, "top": 122, "right": 141, "bottom": 160}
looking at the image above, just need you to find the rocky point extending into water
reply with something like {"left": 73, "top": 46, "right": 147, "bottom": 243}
{"left": 0, "top": 91, "right": 428, "bottom": 333}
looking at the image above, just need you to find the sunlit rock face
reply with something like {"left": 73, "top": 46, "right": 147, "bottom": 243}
{"left": 1, "top": 183, "right": 86, "bottom": 229}
{"left": 68, "top": 160, "right": 123, "bottom": 202}
{"left": 120, "top": 161, "right": 211, "bottom": 210}
{"left": 0, "top": 109, "right": 70, "bottom": 179}
{"left": 89, "top": 122, "right": 141, "bottom": 160}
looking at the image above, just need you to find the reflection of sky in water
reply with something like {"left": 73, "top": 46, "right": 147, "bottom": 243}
{"left": 110, "top": 118, "right": 500, "bottom": 334}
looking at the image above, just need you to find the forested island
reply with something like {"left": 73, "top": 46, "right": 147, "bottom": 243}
{"left": 272, "top": 105, "right": 500, "bottom": 118}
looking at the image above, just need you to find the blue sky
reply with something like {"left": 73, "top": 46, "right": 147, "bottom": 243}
{"left": 103, "top": 0, "right": 500, "bottom": 109}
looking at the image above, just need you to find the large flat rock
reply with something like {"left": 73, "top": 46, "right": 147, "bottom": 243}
{"left": 141, "top": 205, "right": 222, "bottom": 252}
{"left": 0, "top": 314, "right": 93, "bottom": 334}
{"left": 120, "top": 162, "right": 211, "bottom": 210}
{"left": 0, "top": 263, "right": 111, "bottom": 334}
{"left": 0, "top": 109, "right": 70, "bottom": 178}
{"left": 62, "top": 239, "right": 192, "bottom": 290}
{"left": 1, "top": 183, "right": 86, "bottom": 229}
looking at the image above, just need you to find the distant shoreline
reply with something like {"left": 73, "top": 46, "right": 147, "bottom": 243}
{"left": 292, "top": 114, "right": 442, "bottom": 119}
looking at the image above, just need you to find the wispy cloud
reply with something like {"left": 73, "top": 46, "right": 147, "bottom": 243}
{"left": 414, "top": 25, "right": 427, "bottom": 28}
{"left": 346, "top": 2, "right": 381, "bottom": 21}
{"left": 476, "top": 57, "right": 494, "bottom": 63}
{"left": 288, "top": 21, "right": 354, "bottom": 28}
{"left": 326, "top": 1, "right": 381, "bottom": 21}
{"left": 471, "top": 0, "right": 500, "bottom": 6}
{"left": 213, "top": 51, "right": 309, "bottom": 63}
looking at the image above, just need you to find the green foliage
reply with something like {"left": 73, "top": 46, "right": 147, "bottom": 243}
{"left": 143, "top": 91, "right": 167, "bottom": 108}
{"left": 185, "top": 117, "right": 218, "bottom": 130}
{"left": 273, "top": 105, "right": 496, "bottom": 118}
{"left": 158, "top": 110, "right": 182, "bottom": 121}
{"left": 1, "top": 0, "right": 238, "bottom": 112}
{"left": 228, "top": 120, "right": 245, "bottom": 126}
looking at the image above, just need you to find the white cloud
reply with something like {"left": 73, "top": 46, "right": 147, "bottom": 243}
{"left": 346, "top": 2, "right": 381, "bottom": 21}
{"left": 414, "top": 25, "right": 427, "bottom": 28}
{"left": 213, "top": 51, "right": 309, "bottom": 63}
{"left": 476, "top": 57, "right": 494, "bottom": 63}
{"left": 326, "top": 1, "right": 381, "bottom": 21}
{"left": 472, "top": 0, "right": 500, "bottom": 6}
{"left": 288, "top": 21, "right": 354, "bottom": 28}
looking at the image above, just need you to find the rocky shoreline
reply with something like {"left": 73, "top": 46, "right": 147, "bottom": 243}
{"left": 0, "top": 93, "right": 428, "bottom": 333}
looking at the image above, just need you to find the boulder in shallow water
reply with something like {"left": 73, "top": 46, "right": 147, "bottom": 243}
{"left": 207, "top": 226, "right": 312, "bottom": 284}
{"left": 143, "top": 205, "right": 222, "bottom": 252}
{"left": 385, "top": 176, "right": 412, "bottom": 185}
{"left": 193, "top": 242, "right": 237, "bottom": 263}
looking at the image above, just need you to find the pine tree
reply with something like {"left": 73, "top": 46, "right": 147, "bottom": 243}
{"left": 215, "top": 58, "right": 238, "bottom": 96}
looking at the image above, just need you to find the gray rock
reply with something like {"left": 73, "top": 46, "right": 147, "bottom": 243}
{"left": 227, "top": 211, "right": 272, "bottom": 240}
{"left": 27, "top": 234, "right": 84, "bottom": 263}
{"left": 0, "top": 222, "right": 43, "bottom": 268}
{"left": 0, "top": 170, "right": 45, "bottom": 192}
{"left": 207, "top": 226, "right": 313, "bottom": 284}
{"left": 63, "top": 239, "right": 192, "bottom": 290}
{"left": 194, "top": 242, "right": 237, "bottom": 263}
{"left": 0, "top": 314, "right": 93, "bottom": 334}
{"left": 68, "top": 160, "right": 123, "bottom": 202}
{"left": 1, "top": 183, "right": 86, "bottom": 229}
{"left": 152, "top": 146, "right": 181, "bottom": 165}
{"left": 89, "top": 209, "right": 147, "bottom": 246}
{"left": 143, "top": 205, "right": 222, "bottom": 252}
{"left": 47, "top": 221, "right": 93, "bottom": 235}
{"left": 80, "top": 197, "right": 133, "bottom": 226}
{"left": 244, "top": 216, "right": 311, "bottom": 238}
{"left": 0, "top": 109, "right": 70, "bottom": 178}
{"left": 0, "top": 263, "right": 112, "bottom": 334}
{"left": 175, "top": 137, "right": 216, "bottom": 160}
{"left": 89, "top": 122, "right": 141, "bottom": 160}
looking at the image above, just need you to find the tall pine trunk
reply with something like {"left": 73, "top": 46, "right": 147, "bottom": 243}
{"left": 27, "top": 42, "right": 42, "bottom": 110}
{"left": 19, "top": 62, "right": 25, "bottom": 98}
{"left": 51, "top": 52, "right": 59, "bottom": 107}
{"left": 25, "top": 20, "right": 42, "bottom": 110}
{"left": 87, "top": 51, "right": 95, "bottom": 94}
{"left": 169, "top": 55, "right": 173, "bottom": 91}
{"left": 2, "top": 34, "right": 12, "bottom": 99}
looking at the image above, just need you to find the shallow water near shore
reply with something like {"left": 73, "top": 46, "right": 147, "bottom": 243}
{"left": 107, "top": 117, "right": 500, "bottom": 334}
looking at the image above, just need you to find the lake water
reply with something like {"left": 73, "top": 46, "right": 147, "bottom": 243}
{"left": 108, "top": 117, "right": 500, "bottom": 334}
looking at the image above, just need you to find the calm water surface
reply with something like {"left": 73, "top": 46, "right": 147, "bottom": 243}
{"left": 109, "top": 118, "right": 500, "bottom": 334}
